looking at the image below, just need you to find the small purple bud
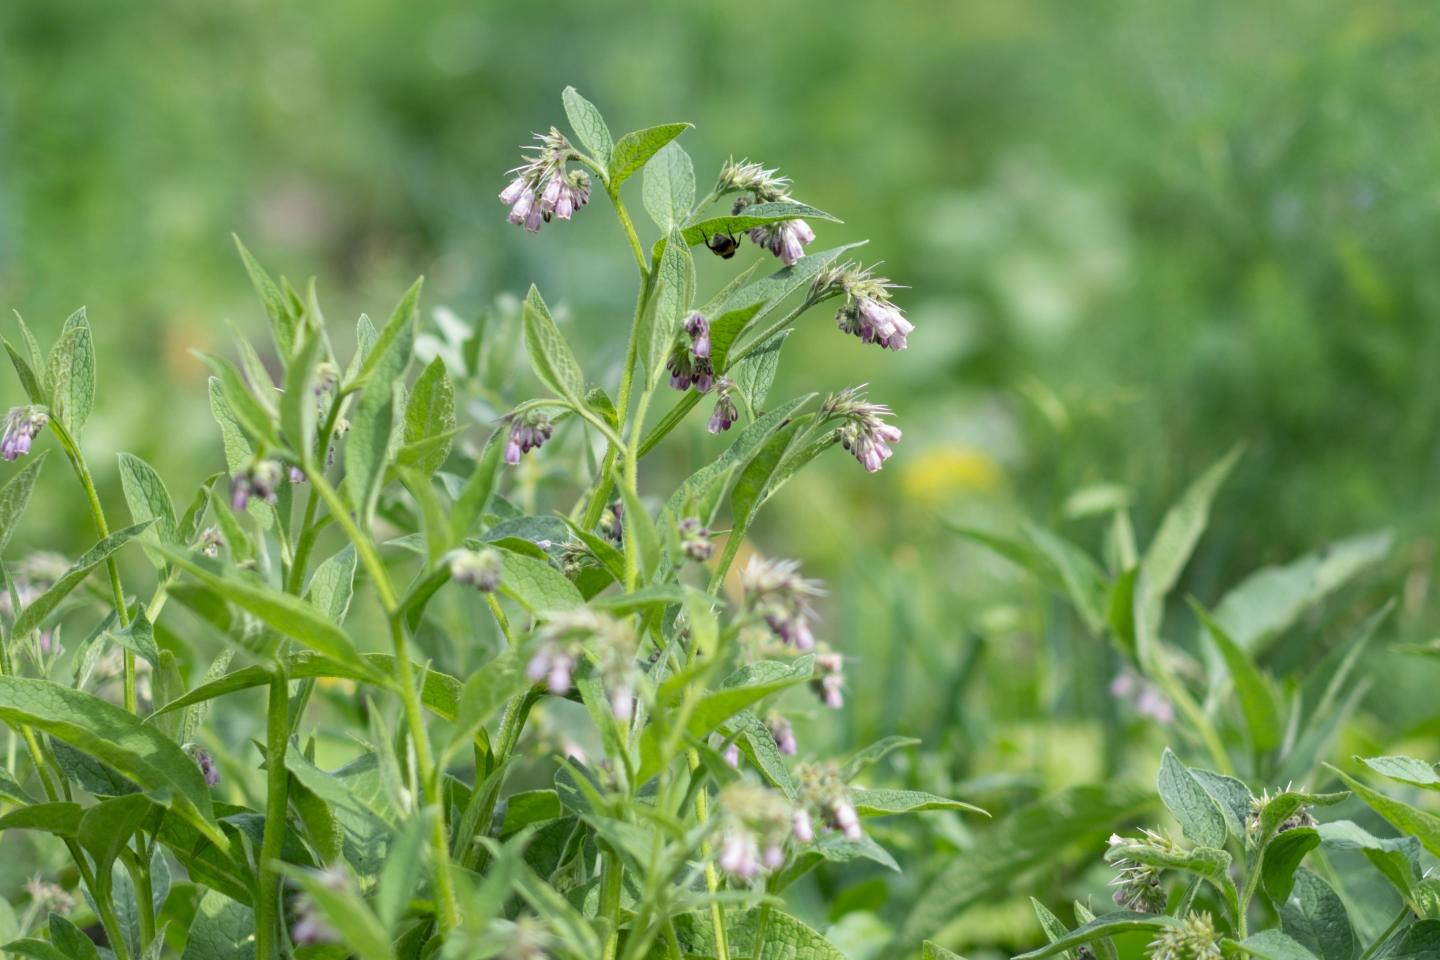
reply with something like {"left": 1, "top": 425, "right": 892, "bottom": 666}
{"left": 723, "top": 743, "right": 741, "bottom": 768}
{"left": 508, "top": 189, "right": 535, "bottom": 226}
{"left": 289, "top": 465, "right": 306, "bottom": 484}
{"left": 449, "top": 549, "right": 503, "bottom": 593}
{"left": 1, "top": 407, "right": 48, "bottom": 462}
{"left": 610, "top": 685, "right": 634, "bottom": 722}
{"left": 832, "top": 799, "right": 861, "bottom": 840}
{"left": 195, "top": 748, "right": 220, "bottom": 787}
{"left": 768, "top": 716, "right": 797, "bottom": 756}
{"left": 547, "top": 654, "right": 573, "bottom": 696}
{"left": 761, "top": 843, "right": 785, "bottom": 871}
{"left": 523, "top": 203, "right": 544, "bottom": 233}
{"left": 684, "top": 312, "right": 711, "bottom": 360}
{"left": 540, "top": 176, "right": 563, "bottom": 213}
{"left": 793, "top": 809, "right": 814, "bottom": 843}
{"left": 718, "top": 831, "right": 759, "bottom": 879}
{"left": 708, "top": 392, "right": 738, "bottom": 434}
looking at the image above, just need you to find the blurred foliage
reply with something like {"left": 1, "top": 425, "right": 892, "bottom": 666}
{"left": 3, "top": 0, "right": 1440, "bottom": 954}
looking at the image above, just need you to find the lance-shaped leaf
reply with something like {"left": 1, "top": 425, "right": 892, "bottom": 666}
{"left": 850, "top": 788, "right": 987, "bottom": 818}
{"left": 345, "top": 380, "right": 402, "bottom": 528}
{"left": 1357, "top": 754, "right": 1440, "bottom": 790}
{"left": 1012, "top": 912, "right": 1179, "bottom": 959}
{"left": 353, "top": 277, "right": 422, "bottom": 389}
{"left": 642, "top": 229, "right": 695, "bottom": 386}
{"left": 1262, "top": 827, "right": 1321, "bottom": 905}
{"left": 1327, "top": 764, "right": 1440, "bottom": 859}
{"left": 279, "top": 865, "right": 393, "bottom": 960}
{"left": 47, "top": 307, "right": 95, "bottom": 436}
{"left": 682, "top": 201, "right": 840, "bottom": 248}
{"left": 0, "top": 677, "right": 225, "bottom": 848}
{"left": 403, "top": 356, "right": 456, "bottom": 475}
{"left": 1157, "top": 748, "right": 1228, "bottom": 849}
{"left": 4, "top": 312, "right": 47, "bottom": 404}
{"left": 196, "top": 351, "right": 283, "bottom": 450}
{"left": 522, "top": 285, "right": 585, "bottom": 405}
{"left": 181, "top": 889, "right": 255, "bottom": 960}
{"left": 1228, "top": 931, "right": 1321, "bottom": 960}
{"left": 609, "top": 122, "right": 691, "bottom": 187}
{"left": 0, "top": 453, "right": 47, "bottom": 556}
{"left": 234, "top": 235, "right": 298, "bottom": 357}
{"left": 155, "top": 545, "right": 385, "bottom": 684}
{"left": 12, "top": 522, "right": 153, "bottom": 638}
{"left": 561, "top": 86, "right": 613, "bottom": 162}
{"left": 1279, "top": 869, "right": 1355, "bottom": 960}
{"left": 117, "top": 452, "right": 179, "bottom": 567}
{"left": 1193, "top": 599, "right": 1282, "bottom": 753}
{"left": 280, "top": 331, "right": 321, "bottom": 457}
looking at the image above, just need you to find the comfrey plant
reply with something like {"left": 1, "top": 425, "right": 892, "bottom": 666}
{"left": 1007, "top": 747, "right": 1440, "bottom": 960}
{"left": 0, "top": 88, "right": 978, "bottom": 960}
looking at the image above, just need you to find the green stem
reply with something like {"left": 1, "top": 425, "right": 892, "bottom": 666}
{"left": 599, "top": 848, "right": 624, "bottom": 960}
{"left": 1358, "top": 907, "right": 1410, "bottom": 960}
{"left": 255, "top": 669, "right": 290, "bottom": 960}
{"left": 51, "top": 423, "right": 136, "bottom": 711}
{"left": 126, "top": 846, "right": 157, "bottom": 948}
{"left": 751, "top": 902, "right": 773, "bottom": 960}
{"left": 689, "top": 749, "right": 731, "bottom": 960}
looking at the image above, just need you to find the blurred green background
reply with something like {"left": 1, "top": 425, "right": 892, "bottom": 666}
{"left": 4, "top": 0, "right": 1440, "bottom": 953}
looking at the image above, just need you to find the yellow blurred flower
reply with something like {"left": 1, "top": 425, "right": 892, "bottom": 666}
{"left": 899, "top": 445, "right": 1002, "bottom": 506}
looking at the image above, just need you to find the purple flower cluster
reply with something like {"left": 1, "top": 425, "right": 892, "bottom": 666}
{"left": 812, "top": 651, "right": 845, "bottom": 710}
{"left": 716, "top": 159, "right": 817, "bottom": 266}
{"left": 499, "top": 128, "right": 592, "bottom": 233}
{"left": 714, "top": 782, "right": 796, "bottom": 881}
{"left": 231, "top": 459, "right": 283, "bottom": 512}
{"left": 503, "top": 410, "right": 555, "bottom": 465}
{"left": 449, "top": 548, "right": 503, "bottom": 593}
{"left": 708, "top": 379, "right": 739, "bottom": 434}
{"left": 814, "top": 262, "right": 914, "bottom": 351}
{"left": 741, "top": 555, "right": 825, "bottom": 651}
{"left": 823, "top": 387, "right": 904, "bottom": 473}
{"left": 678, "top": 517, "right": 714, "bottom": 562}
{"left": 667, "top": 311, "right": 715, "bottom": 392}
{"left": 1109, "top": 670, "right": 1175, "bottom": 725}
{"left": 794, "top": 763, "right": 864, "bottom": 844}
{"left": 1, "top": 406, "right": 47, "bottom": 461}
{"left": 747, "top": 218, "right": 816, "bottom": 267}
{"left": 527, "top": 609, "right": 638, "bottom": 721}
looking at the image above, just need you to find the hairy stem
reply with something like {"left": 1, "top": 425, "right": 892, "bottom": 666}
{"left": 689, "top": 749, "right": 731, "bottom": 960}
{"left": 599, "top": 848, "right": 624, "bottom": 960}
{"left": 255, "top": 669, "right": 291, "bottom": 960}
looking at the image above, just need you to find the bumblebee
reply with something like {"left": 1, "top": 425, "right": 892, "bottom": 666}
{"left": 703, "top": 229, "right": 741, "bottom": 260}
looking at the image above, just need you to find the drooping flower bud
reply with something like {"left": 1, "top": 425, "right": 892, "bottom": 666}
{"left": 723, "top": 742, "right": 741, "bottom": 769}
{"left": 714, "top": 782, "right": 796, "bottom": 881}
{"left": 708, "top": 380, "right": 739, "bottom": 434}
{"left": 289, "top": 465, "right": 306, "bottom": 484}
{"left": 503, "top": 409, "right": 555, "bottom": 465}
{"left": 742, "top": 555, "right": 825, "bottom": 651}
{"left": 813, "top": 651, "right": 845, "bottom": 709}
{"left": 823, "top": 386, "right": 904, "bottom": 473}
{"left": 795, "top": 762, "right": 865, "bottom": 844}
{"left": 1, "top": 406, "right": 47, "bottom": 461}
{"left": 231, "top": 459, "right": 284, "bottom": 512}
{"left": 684, "top": 311, "right": 711, "bottom": 360}
{"left": 792, "top": 808, "right": 814, "bottom": 843}
{"left": 813, "top": 261, "right": 914, "bottom": 351}
{"left": 199, "top": 526, "right": 224, "bottom": 559}
{"left": 767, "top": 714, "right": 797, "bottom": 755}
{"left": 193, "top": 747, "right": 220, "bottom": 787}
{"left": 678, "top": 517, "right": 714, "bottom": 563}
{"left": 499, "top": 129, "right": 589, "bottom": 234}
{"left": 449, "top": 548, "right": 504, "bottom": 593}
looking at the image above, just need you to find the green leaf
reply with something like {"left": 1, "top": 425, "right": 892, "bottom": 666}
{"left": 730, "top": 329, "right": 790, "bottom": 411}
{"left": 1255, "top": 789, "right": 1347, "bottom": 843}
{"left": 12, "top": 522, "right": 153, "bottom": 639}
{"left": 1156, "top": 748, "right": 1228, "bottom": 848}
{"left": 1212, "top": 529, "right": 1391, "bottom": 655}
{"left": 1279, "top": 869, "right": 1355, "bottom": 960}
{"left": 79, "top": 793, "right": 155, "bottom": 880}
{"left": 682, "top": 202, "right": 840, "bottom": 248}
{"left": 442, "top": 645, "right": 532, "bottom": 758}
{"left": 850, "top": 788, "right": 986, "bottom": 818}
{"left": 840, "top": 736, "right": 922, "bottom": 782}
{"left": 642, "top": 229, "right": 695, "bottom": 386}
{"left": 1386, "top": 921, "right": 1440, "bottom": 960}
{"left": 1138, "top": 444, "right": 1243, "bottom": 632}
{"left": 403, "top": 356, "right": 456, "bottom": 475}
{"left": 726, "top": 709, "right": 796, "bottom": 797}
{"left": 3, "top": 325, "right": 45, "bottom": 404}
{"left": 617, "top": 475, "right": 660, "bottom": 583}
{"left": 0, "top": 453, "right": 47, "bottom": 555}
{"left": 1262, "top": 827, "right": 1320, "bottom": 904}
{"left": 1358, "top": 754, "right": 1440, "bottom": 790}
{"left": 450, "top": 429, "right": 505, "bottom": 541}
{"left": 376, "top": 807, "right": 431, "bottom": 933}
{"left": 1189, "top": 767, "right": 1254, "bottom": 842}
{"left": 3, "top": 940, "right": 73, "bottom": 960}
{"left": 493, "top": 547, "right": 584, "bottom": 613}
{"left": 1106, "top": 839, "right": 1232, "bottom": 889}
{"left": 155, "top": 545, "right": 383, "bottom": 684}
{"left": 675, "top": 908, "right": 845, "bottom": 960}
{"left": 233, "top": 235, "right": 298, "bottom": 356}
{"left": 0, "top": 677, "right": 225, "bottom": 848}
{"left": 1193, "top": 600, "right": 1282, "bottom": 753}
{"left": 354, "top": 277, "right": 422, "bottom": 390}
{"left": 117, "top": 452, "right": 179, "bottom": 566}
{"left": 637, "top": 656, "right": 814, "bottom": 782}
{"left": 521, "top": 285, "right": 585, "bottom": 405}
{"left": 305, "top": 545, "right": 357, "bottom": 625}
{"left": 280, "top": 331, "right": 321, "bottom": 457}
{"left": 1012, "top": 912, "right": 1178, "bottom": 959}
{"left": 346, "top": 380, "right": 403, "bottom": 527}
{"left": 1327, "top": 764, "right": 1440, "bottom": 858}
{"left": 181, "top": 889, "right": 256, "bottom": 960}
{"left": 47, "top": 915, "right": 100, "bottom": 960}
{"left": 1316, "top": 819, "right": 1420, "bottom": 904}
{"left": 1231, "top": 930, "right": 1322, "bottom": 960}
{"left": 0, "top": 801, "right": 84, "bottom": 837}
{"left": 561, "top": 86, "right": 613, "bottom": 162}
{"left": 608, "top": 123, "right": 691, "bottom": 187}
{"left": 899, "top": 782, "right": 1153, "bottom": 946}
{"left": 46, "top": 307, "right": 95, "bottom": 436}
{"left": 923, "top": 943, "right": 968, "bottom": 960}
{"left": 643, "top": 140, "right": 695, "bottom": 230}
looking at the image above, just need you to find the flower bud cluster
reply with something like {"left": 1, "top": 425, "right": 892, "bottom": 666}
{"left": 714, "top": 781, "right": 798, "bottom": 880}
{"left": 449, "top": 548, "right": 504, "bottom": 593}
{"left": 812, "top": 261, "right": 913, "bottom": 351}
{"left": 527, "top": 609, "right": 639, "bottom": 721}
{"left": 794, "top": 763, "right": 863, "bottom": 843}
{"left": 741, "top": 555, "right": 824, "bottom": 651}
{"left": 716, "top": 159, "right": 816, "bottom": 266}
{"left": 667, "top": 311, "right": 715, "bottom": 393}
{"left": 499, "top": 128, "right": 592, "bottom": 232}
{"left": 1148, "top": 911, "right": 1223, "bottom": 960}
{"left": 1104, "top": 828, "right": 1174, "bottom": 913}
{"left": 1, "top": 406, "right": 47, "bottom": 461}
{"left": 504, "top": 409, "right": 555, "bottom": 465}
{"left": 822, "top": 387, "right": 903, "bottom": 474}
{"left": 231, "top": 459, "right": 284, "bottom": 512}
